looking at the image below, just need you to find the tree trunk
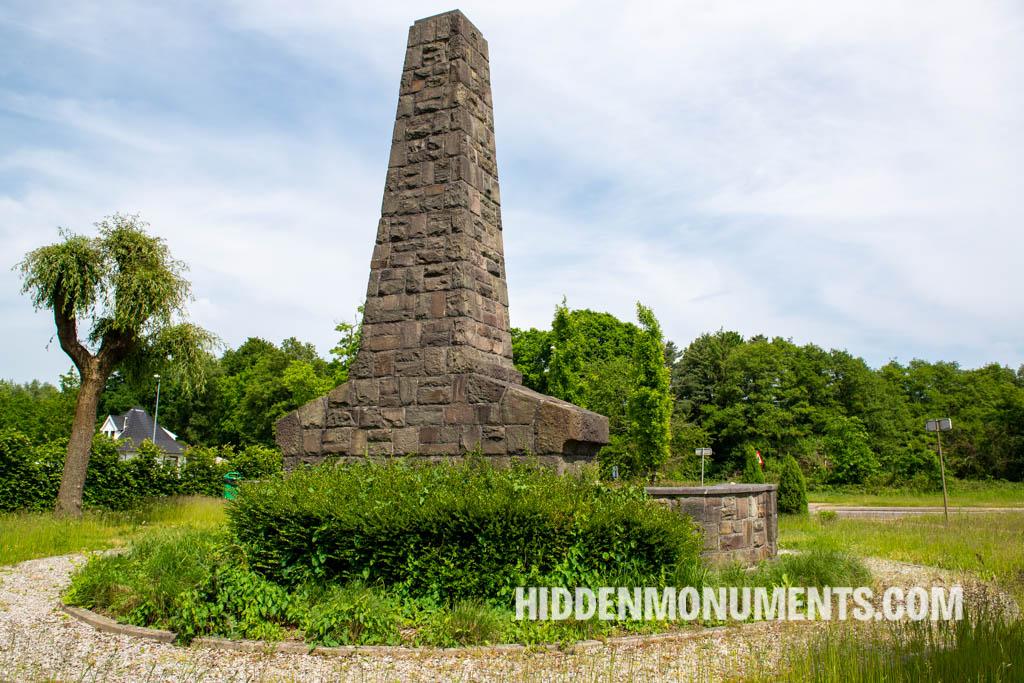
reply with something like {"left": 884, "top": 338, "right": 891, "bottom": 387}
{"left": 54, "top": 369, "right": 106, "bottom": 517}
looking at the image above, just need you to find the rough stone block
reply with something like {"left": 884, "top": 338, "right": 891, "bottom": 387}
{"left": 499, "top": 386, "right": 538, "bottom": 425}
{"left": 302, "top": 429, "right": 323, "bottom": 455}
{"left": 297, "top": 397, "right": 327, "bottom": 429}
{"left": 326, "top": 408, "right": 357, "bottom": 428}
{"left": 393, "top": 426, "right": 419, "bottom": 453}
{"left": 327, "top": 382, "right": 353, "bottom": 407}
{"left": 275, "top": 411, "right": 302, "bottom": 456}
{"left": 505, "top": 424, "right": 533, "bottom": 453}
{"left": 322, "top": 428, "right": 354, "bottom": 454}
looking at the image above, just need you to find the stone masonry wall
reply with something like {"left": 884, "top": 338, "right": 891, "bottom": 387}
{"left": 645, "top": 484, "right": 779, "bottom": 566}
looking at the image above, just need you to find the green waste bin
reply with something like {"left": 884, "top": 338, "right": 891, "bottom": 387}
{"left": 223, "top": 471, "right": 241, "bottom": 500}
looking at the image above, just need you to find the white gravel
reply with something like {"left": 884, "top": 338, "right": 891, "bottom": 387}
{"left": 0, "top": 553, "right": 1000, "bottom": 682}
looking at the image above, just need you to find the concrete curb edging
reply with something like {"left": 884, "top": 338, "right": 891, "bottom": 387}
{"left": 59, "top": 602, "right": 776, "bottom": 657}
{"left": 61, "top": 605, "right": 176, "bottom": 643}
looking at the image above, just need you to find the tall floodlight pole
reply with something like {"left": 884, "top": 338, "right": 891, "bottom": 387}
{"left": 925, "top": 418, "right": 953, "bottom": 526}
{"left": 695, "top": 448, "right": 713, "bottom": 486}
{"left": 152, "top": 374, "right": 162, "bottom": 443}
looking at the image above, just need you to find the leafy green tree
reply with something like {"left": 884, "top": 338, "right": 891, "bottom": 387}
{"left": 546, "top": 302, "right": 637, "bottom": 407}
{"left": 672, "top": 329, "right": 744, "bottom": 417}
{"left": 823, "top": 415, "right": 878, "bottom": 485}
{"left": 17, "top": 214, "right": 216, "bottom": 516}
{"left": 665, "top": 417, "right": 710, "bottom": 481}
{"left": 217, "top": 337, "right": 337, "bottom": 446}
{"left": 777, "top": 454, "right": 808, "bottom": 513}
{"left": 510, "top": 327, "right": 551, "bottom": 393}
{"left": 330, "top": 306, "right": 363, "bottom": 384}
{"left": 626, "top": 304, "right": 672, "bottom": 477}
{"left": 0, "top": 376, "right": 77, "bottom": 442}
{"left": 516, "top": 302, "right": 671, "bottom": 478}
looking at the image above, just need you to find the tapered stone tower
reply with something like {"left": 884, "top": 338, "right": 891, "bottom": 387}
{"left": 275, "top": 10, "right": 609, "bottom": 469}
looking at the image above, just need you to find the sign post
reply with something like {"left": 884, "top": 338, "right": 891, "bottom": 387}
{"left": 152, "top": 374, "right": 162, "bottom": 442}
{"left": 695, "top": 448, "right": 713, "bottom": 486}
{"left": 925, "top": 418, "right": 953, "bottom": 526}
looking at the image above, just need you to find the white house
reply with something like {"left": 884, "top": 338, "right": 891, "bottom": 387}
{"left": 99, "top": 407, "right": 184, "bottom": 467}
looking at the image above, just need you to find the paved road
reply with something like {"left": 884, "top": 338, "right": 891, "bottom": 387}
{"left": 808, "top": 503, "right": 1024, "bottom": 519}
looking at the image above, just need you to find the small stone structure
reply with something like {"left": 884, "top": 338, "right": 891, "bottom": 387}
{"left": 275, "top": 10, "right": 609, "bottom": 469}
{"left": 645, "top": 484, "right": 779, "bottom": 565}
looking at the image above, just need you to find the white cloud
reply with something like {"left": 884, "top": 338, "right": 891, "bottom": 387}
{"left": 1, "top": 0, "right": 1022, "bottom": 384}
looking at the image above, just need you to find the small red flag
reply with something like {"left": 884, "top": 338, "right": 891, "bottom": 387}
{"left": 756, "top": 450, "right": 764, "bottom": 468}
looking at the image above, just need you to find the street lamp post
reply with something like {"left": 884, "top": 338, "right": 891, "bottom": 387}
{"left": 695, "top": 448, "right": 713, "bottom": 486}
{"left": 152, "top": 374, "right": 162, "bottom": 443}
{"left": 925, "top": 418, "right": 953, "bottom": 526}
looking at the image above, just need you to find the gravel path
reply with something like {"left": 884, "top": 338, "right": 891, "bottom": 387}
{"left": 0, "top": 553, "right": 995, "bottom": 682}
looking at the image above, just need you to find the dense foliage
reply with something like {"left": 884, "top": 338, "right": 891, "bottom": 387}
{"left": 96, "top": 310, "right": 361, "bottom": 448}
{"left": 227, "top": 459, "right": 700, "bottom": 602}
{"left": 667, "top": 331, "right": 1024, "bottom": 485}
{"left": 513, "top": 302, "right": 672, "bottom": 477}
{"left": 0, "top": 428, "right": 279, "bottom": 512}
{"left": 8, "top": 294, "right": 1024, "bottom": 491}
{"left": 515, "top": 313, "right": 1024, "bottom": 485}
{"left": 65, "top": 461, "right": 868, "bottom": 647}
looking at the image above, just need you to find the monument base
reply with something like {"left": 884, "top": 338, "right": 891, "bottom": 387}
{"left": 276, "top": 373, "right": 609, "bottom": 472}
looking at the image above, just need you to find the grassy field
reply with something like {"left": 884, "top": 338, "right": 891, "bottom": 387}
{"left": 0, "top": 496, "right": 225, "bottom": 567}
{"left": 780, "top": 511, "right": 1024, "bottom": 603}
{"left": 808, "top": 479, "right": 1024, "bottom": 507}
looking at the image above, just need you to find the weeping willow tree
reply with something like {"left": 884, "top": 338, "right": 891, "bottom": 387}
{"left": 17, "top": 214, "right": 217, "bottom": 516}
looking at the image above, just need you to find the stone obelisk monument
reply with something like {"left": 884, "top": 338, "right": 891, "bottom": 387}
{"left": 276, "top": 10, "right": 608, "bottom": 469}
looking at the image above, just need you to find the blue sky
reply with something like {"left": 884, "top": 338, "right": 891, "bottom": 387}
{"left": 2, "top": 0, "right": 1022, "bottom": 384}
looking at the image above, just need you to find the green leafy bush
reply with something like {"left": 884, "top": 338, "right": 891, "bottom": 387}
{"left": 226, "top": 444, "right": 283, "bottom": 480}
{"left": 66, "top": 528, "right": 297, "bottom": 641}
{"left": 299, "top": 583, "right": 402, "bottom": 646}
{"left": 228, "top": 460, "right": 701, "bottom": 602}
{"left": 777, "top": 455, "right": 808, "bottom": 514}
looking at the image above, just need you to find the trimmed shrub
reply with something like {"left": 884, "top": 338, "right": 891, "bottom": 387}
{"left": 178, "top": 446, "right": 228, "bottom": 496}
{"left": 740, "top": 446, "right": 766, "bottom": 484}
{"left": 84, "top": 438, "right": 181, "bottom": 509}
{"left": 227, "top": 460, "right": 701, "bottom": 603}
{"left": 778, "top": 455, "right": 808, "bottom": 514}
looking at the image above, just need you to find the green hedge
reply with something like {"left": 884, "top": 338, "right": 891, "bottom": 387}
{"left": 228, "top": 460, "right": 701, "bottom": 603}
{"left": 0, "top": 428, "right": 281, "bottom": 511}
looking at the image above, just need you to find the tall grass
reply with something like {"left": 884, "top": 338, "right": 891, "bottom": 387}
{"left": 780, "top": 512, "right": 1024, "bottom": 604}
{"left": 0, "top": 495, "right": 224, "bottom": 566}
{"left": 743, "top": 607, "right": 1023, "bottom": 682}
